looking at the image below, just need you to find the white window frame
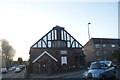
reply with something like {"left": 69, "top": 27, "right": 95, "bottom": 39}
{"left": 103, "top": 44, "right": 106, "bottom": 47}
{"left": 95, "top": 44, "right": 100, "bottom": 48}
{"left": 96, "top": 51, "right": 100, "bottom": 56}
{"left": 61, "top": 56, "right": 67, "bottom": 65}
{"left": 103, "top": 51, "right": 107, "bottom": 54}
{"left": 111, "top": 44, "right": 115, "bottom": 48}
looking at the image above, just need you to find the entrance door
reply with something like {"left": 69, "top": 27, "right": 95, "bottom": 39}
{"left": 38, "top": 60, "right": 47, "bottom": 73}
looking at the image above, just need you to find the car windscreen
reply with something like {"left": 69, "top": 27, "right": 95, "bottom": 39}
{"left": 90, "top": 63, "right": 105, "bottom": 69}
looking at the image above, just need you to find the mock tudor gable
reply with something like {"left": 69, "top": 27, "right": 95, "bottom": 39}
{"left": 29, "top": 25, "right": 85, "bottom": 75}
{"left": 31, "top": 25, "right": 83, "bottom": 49}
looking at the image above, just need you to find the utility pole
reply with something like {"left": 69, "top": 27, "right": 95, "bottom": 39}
{"left": 88, "top": 22, "right": 91, "bottom": 40}
{"left": 88, "top": 22, "right": 92, "bottom": 61}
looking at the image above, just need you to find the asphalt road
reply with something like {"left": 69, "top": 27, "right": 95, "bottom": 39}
{"left": 116, "top": 67, "right": 120, "bottom": 79}
{"left": 2, "top": 69, "right": 25, "bottom": 78}
{"left": 63, "top": 68, "right": 120, "bottom": 79}
{"left": 1, "top": 67, "right": 120, "bottom": 79}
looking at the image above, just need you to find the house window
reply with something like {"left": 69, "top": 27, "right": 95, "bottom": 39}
{"left": 48, "top": 41, "right": 51, "bottom": 48}
{"left": 111, "top": 44, "right": 115, "bottom": 47}
{"left": 95, "top": 44, "right": 100, "bottom": 48}
{"left": 33, "top": 44, "right": 37, "bottom": 48}
{"left": 103, "top": 51, "right": 107, "bottom": 54}
{"left": 54, "top": 30, "right": 57, "bottom": 40}
{"left": 61, "top": 56, "right": 67, "bottom": 65}
{"left": 38, "top": 41, "right": 42, "bottom": 47}
{"left": 96, "top": 51, "right": 100, "bottom": 56}
{"left": 48, "top": 33, "right": 51, "bottom": 40}
{"left": 42, "top": 41, "right": 46, "bottom": 48}
{"left": 103, "top": 44, "right": 106, "bottom": 47}
{"left": 67, "top": 42, "right": 70, "bottom": 47}
{"left": 52, "top": 41, "right": 66, "bottom": 48}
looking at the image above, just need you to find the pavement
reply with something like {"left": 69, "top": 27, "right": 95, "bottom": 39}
{"left": 28, "top": 69, "right": 86, "bottom": 78}
{"left": 26, "top": 66, "right": 120, "bottom": 79}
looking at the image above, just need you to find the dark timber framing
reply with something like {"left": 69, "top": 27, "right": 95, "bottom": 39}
{"left": 29, "top": 25, "right": 85, "bottom": 75}
{"left": 31, "top": 26, "right": 83, "bottom": 49}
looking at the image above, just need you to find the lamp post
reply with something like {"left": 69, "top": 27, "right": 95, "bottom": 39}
{"left": 88, "top": 22, "right": 92, "bottom": 62}
{"left": 88, "top": 22, "right": 91, "bottom": 40}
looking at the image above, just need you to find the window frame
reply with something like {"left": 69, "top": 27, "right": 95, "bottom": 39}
{"left": 95, "top": 44, "right": 101, "bottom": 48}
{"left": 61, "top": 56, "right": 67, "bottom": 65}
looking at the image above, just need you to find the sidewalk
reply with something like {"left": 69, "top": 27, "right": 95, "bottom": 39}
{"left": 28, "top": 69, "right": 86, "bottom": 78}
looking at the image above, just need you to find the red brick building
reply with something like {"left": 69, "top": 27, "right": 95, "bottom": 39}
{"left": 29, "top": 26, "right": 85, "bottom": 75}
{"left": 84, "top": 38, "right": 120, "bottom": 65}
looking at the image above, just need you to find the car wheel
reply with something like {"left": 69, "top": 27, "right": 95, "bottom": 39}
{"left": 101, "top": 75, "right": 106, "bottom": 80}
{"left": 111, "top": 75, "right": 116, "bottom": 80}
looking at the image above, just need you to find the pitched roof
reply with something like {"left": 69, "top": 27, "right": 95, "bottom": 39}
{"left": 32, "top": 51, "right": 58, "bottom": 63}
{"left": 84, "top": 38, "right": 120, "bottom": 47}
{"left": 31, "top": 25, "right": 83, "bottom": 49}
{"left": 91, "top": 38, "right": 120, "bottom": 44}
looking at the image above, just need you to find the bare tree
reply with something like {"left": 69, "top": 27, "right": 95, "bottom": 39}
{"left": 1, "top": 39, "right": 16, "bottom": 67}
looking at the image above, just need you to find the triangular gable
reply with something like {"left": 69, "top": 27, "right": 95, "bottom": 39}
{"left": 32, "top": 51, "right": 58, "bottom": 63}
{"left": 31, "top": 25, "right": 83, "bottom": 49}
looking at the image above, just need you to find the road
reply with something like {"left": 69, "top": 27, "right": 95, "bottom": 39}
{"left": 1, "top": 67, "right": 120, "bottom": 79}
{"left": 116, "top": 67, "right": 120, "bottom": 79}
{"left": 2, "top": 69, "right": 25, "bottom": 78}
{"left": 63, "top": 67, "right": 120, "bottom": 79}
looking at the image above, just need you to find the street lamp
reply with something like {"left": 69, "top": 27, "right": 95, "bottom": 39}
{"left": 88, "top": 22, "right": 92, "bottom": 62}
{"left": 88, "top": 22, "right": 91, "bottom": 40}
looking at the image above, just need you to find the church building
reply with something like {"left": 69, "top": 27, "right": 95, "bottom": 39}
{"left": 29, "top": 25, "right": 85, "bottom": 75}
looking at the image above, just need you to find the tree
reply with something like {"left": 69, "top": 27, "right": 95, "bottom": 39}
{"left": 112, "top": 50, "right": 120, "bottom": 64}
{"left": 1, "top": 39, "right": 16, "bottom": 59}
{"left": 112, "top": 50, "right": 120, "bottom": 58}
{"left": 0, "top": 39, "right": 16, "bottom": 67}
{"left": 18, "top": 57, "right": 23, "bottom": 65}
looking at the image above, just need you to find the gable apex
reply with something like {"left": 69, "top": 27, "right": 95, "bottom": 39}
{"left": 32, "top": 51, "right": 58, "bottom": 63}
{"left": 53, "top": 25, "right": 64, "bottom": 30}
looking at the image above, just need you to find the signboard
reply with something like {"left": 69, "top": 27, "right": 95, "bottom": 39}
{"left": 60, "top": 51, "right": 67, "bottom": 54}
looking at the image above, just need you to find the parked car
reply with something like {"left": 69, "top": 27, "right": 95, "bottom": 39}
{"left": 15, "top": 68, "right": 22, "bottom": 73}
{"left": 113, "top": 64, "right": 117, "bottom": 69}
{"left": 18, "top": 65, "right": 25, "bottom": 70}
{"left": 8, "top": 67, "right": 13, "bottom": 71}
{"left": 12, "top": 65, "right": 18, "bottom": 70}
{"left": 1, "top": 68, "right": 8, "bottom": 74}
{"left": 83, "top": 61, "right": 116, "bottom": 79}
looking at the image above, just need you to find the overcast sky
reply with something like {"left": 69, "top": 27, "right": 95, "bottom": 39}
{"left": 0, "top": 0, "right": 118, "bottom": 61}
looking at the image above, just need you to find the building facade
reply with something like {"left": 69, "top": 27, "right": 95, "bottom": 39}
{"left": 29, "top": 26, "right": 85, "bottom": 75}
{"left": 84, "top": 38, "right": 120, "bottom": 65}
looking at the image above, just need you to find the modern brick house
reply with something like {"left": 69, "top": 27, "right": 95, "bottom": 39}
{"left": 29, "top": 26, "right": 85, "bottom": 75}
{"left": 84, "top": 38, "right": 120, "bottom": 65}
